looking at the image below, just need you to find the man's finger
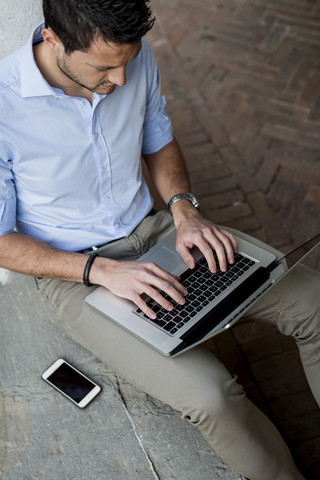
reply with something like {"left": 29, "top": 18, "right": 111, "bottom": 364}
{"left": 176, "top": 242, "right": 196, "bottom": 269}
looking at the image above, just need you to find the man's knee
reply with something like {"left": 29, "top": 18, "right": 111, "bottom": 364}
{"left": 275, "top": 265, "right": 320, "bottom": 340}
{"left": 181, "top": 374, "right": 245, "bottom": 429}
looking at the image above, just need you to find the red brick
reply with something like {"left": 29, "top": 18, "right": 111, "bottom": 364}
{"left": 233, "top": 320, "right": 278, "bottom": 343}
{"left": 207, "top": 330, "right": 248, "bottom": 373}
{"left": 247, "top": 191, "right": 291, "bottom": 247}
{"left": 204, "top": 202, "right": 252, "bottom": 224}
{"left": 191, "top": 176, "right": 238, "bottom": 198}
{"left": 177, "top": 130, "right": 210, "bottom": 149}
{"left": 269, "top": 390, "right": 319, "bottom": 421}
{"left": 249, "top": 350, "right": 304, "bottom": 382}
{"left": 245, "top": 228, "right": 269, "bottom": 243}
{"left": 294, "top": 437, "right": 320, "bottom": 465}
{"left": 261, "top": 122, "right": 320, "bottom": 148}
{"left": 298, "top": 69, "right": 320, "bottom": 109}
{"left": 201, "top": 189, "right": 245, "bottom": 209}
{"left": 219, "top": 145, "right": 258, "bottom": 194}
{"left": 194, "top": 104, "right": 230, "bottom": 147}
{"left": 223, "top": 215, "right": 262, "bottom": 234}
{"left": 254, "top": 155, "right": 281, "bottom": 193}
{"left": 306, "top": 185, "right": 320, "bottom": 204}
{"left": 279, "top": 411, "right": 320, "bottom": 443}
{"left": 239, "top": 333, "right": 297, "bottom": 363}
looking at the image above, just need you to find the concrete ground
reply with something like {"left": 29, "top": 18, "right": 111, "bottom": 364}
{"left": 1, "top": 0, "right": 320, "bottom": 479}
{"left": 0, "top": 273, "right": 245, "bottom": 480}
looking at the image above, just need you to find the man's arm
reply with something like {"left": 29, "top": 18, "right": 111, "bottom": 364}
{"left": 0, "top": 231, "right": 187, "bottom": 320}
{"left": 0, "top": 232, "right": 88, "bottom": 282}
{"left": 143, "top": 138, "right": 238, "bottom": 273}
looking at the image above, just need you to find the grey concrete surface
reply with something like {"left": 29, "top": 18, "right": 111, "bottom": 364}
{"left": 0, "top": 271, "right": 244, "bottom": 480}
{"left": 0, "top": 0, "right": 42, "bottom": 58}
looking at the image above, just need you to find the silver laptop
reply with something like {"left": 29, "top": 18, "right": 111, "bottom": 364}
{"left": 85, "top": 230, "right": 319, "bottom": 357}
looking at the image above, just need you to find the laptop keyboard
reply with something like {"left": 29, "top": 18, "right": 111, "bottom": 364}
{"left": 134, "top": 253, "right": 256, "bottom": 335}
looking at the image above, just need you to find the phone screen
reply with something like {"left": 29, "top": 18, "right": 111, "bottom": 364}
{"left": 46, "top": 362, "right": 97, "bottom": 404}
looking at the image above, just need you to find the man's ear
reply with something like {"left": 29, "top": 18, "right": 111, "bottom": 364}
{"left": 42, "top": 27, "right": 64, "bottom": 52}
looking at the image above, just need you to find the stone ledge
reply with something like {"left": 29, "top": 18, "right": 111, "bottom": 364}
{"left": 0, "top": 272, "right": 243, "bottom": 480}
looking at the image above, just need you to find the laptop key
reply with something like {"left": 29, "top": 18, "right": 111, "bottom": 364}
{"left": 151, "top": 318, "right": 166, "bottom": 328}
{"left": 175, "top": 303, "right": 185, "bottom": 311}
{"left": 199, "top": 284, "right": 208, "bottom": 292}
{"left": 163, "top": 321, "right": 177, "bottom": 332}
{"left": 182, "top": 316, "right": 192, "bottom": 323}
{"left": 188, "top": 293, "right": 197, "bottom": 301}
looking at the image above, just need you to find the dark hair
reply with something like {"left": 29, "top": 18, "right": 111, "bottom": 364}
{"left": 43, "top": 0, "right": 155, "bottom": 53}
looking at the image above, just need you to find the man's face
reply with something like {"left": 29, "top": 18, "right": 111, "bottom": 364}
{"left": 56, "top": 37, "right": 142, "bottom": 95}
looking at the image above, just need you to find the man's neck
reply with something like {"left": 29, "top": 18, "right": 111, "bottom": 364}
{"left": 33, "top": 42, "right": 94, "bottom": 104}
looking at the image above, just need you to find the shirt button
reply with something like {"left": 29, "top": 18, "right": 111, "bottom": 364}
{"left": 79, "top": 100, "right": 85, "bottom": 107}
{"left": 115, "top": 223, "right": 120, "bottom": 229}
{"left": 104, "top": 196, "right": 110, "bottom": 202}
{"left": 101, "top": 167, "right": 106, "bottom": 174}
{"left": 94, "top": 132, "right": 99, "bottom": 140}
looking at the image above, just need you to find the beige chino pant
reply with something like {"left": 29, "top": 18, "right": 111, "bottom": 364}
{"left": 36, "top": 210, "right": 320, "bottom": 480}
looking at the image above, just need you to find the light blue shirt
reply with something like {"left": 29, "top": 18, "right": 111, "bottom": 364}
{"left": 0, "top": 24, "right": 173, "bottom": 251}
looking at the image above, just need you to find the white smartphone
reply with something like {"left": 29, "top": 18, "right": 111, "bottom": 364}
{"left": 42, "top": 358, "right": 101, "bottom": 408}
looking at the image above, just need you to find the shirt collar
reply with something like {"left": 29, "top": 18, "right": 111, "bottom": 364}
{"left": 19, "top": 23, "right": 107, "bottom": 104}
{"left": 20, "top": 23, "right": 56, "bottom": 98}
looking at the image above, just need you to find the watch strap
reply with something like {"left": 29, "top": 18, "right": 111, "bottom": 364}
{"left": 167, "top": 192, "right": 200, "bottom": 211}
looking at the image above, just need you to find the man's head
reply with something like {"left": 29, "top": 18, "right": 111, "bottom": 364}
{"left": 42, "top": 0, "right": 155, "bottom": 54}
{"left": 39, "top": 0, "right": 155, "bottom": 96}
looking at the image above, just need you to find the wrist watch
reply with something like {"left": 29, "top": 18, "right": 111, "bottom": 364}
{"left": 167, "top": 192, "right": 200, "bottom": 211}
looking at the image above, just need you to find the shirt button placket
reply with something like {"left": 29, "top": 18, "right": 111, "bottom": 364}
{"left": 92, "top": 111, "right": 113, "bottom": 213}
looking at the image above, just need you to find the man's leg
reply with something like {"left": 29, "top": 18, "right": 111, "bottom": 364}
{"left": 36, "top": 212, "right": 305, "bottom": 480}
{"left": 227, "top": 227, "right": 320, "bottom": 407}
{"left": 243, "top": 264, "right": 320, "bottom": 405}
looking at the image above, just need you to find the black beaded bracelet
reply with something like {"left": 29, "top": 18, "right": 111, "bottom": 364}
{"left": 83, "top": 253, "right": 99, "bottom": 287}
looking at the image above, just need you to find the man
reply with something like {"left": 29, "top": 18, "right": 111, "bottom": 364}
{"left": 0, "top": 1, "right": 319, "bottom": 479}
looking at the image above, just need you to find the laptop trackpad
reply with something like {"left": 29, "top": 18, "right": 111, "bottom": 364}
{"left": 142, "top": 246, "right": 185, "bottom": 272}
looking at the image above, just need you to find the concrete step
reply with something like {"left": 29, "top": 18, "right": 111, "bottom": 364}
{"left": 0, "top": 271, "right": 244, "bottom": 480}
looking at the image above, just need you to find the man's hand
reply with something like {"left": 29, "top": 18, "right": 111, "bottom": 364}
{"left": 90, "top": 258, "right": 188, "bottom": 319}
{"left": 173, "top": 201, "right": 238, "bottom": 273}
{"left": 90, "top": 208, "right": 238, "bottom": 318}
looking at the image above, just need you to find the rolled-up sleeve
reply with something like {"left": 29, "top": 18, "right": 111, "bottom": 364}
{"left": 0, "top": 140, "right": 16, "bottom": 235}
{"left": 141, "top": 43, "right": 173, "bottom": 155}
